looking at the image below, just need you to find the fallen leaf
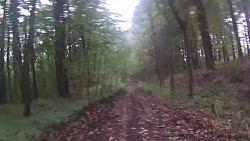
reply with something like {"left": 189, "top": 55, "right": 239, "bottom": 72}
{"left": 169, "top": 136, "right": 179, "bottom": 141}
{"left": 88, "top": 131, "right": 94, "bottom": 135}
{"left": 109, "top": 136, "right": 114, "bottom": 140}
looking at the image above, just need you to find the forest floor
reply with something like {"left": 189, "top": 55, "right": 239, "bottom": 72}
{"left": 35, "top": 81, "right": 249, "bottom": 141}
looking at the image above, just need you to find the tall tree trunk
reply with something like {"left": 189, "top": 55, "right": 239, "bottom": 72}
{"left": 7, "top": 24, "right": 12, "bottom": 102}
{"left": 23, "top": 16, "right": 28, "bottom": 45}
{"left": 220, "top": 35, "right": 229, "bottom": 63}
{"left": 229, "top": 26, "right": 236, "bottom": 59}
{"left": 11, "top": 0, "right": 31, "bottom": 116}
{"left": 169, "top": 45, "right": 175, "bottom": 95}
{"left": 0, "top": 0, "right": 8, "bottom": 104}
{"left": 80, "top": 25, "right": 88, "bottom": 96}
{"left": 195, "top": 0, "right": 214, "bottom": 70}
{"left": 218, "top": 49, "right": 222, "bottom": 61}
{"left": 54, "top": 0, "right": 68, "bottom": 97}
{"left": 21, "top": 0, "right": 38, "bottom": 116}
{"left": 168, "top": 0, "right": 194, "bottom": 97}
{"left": 86, "top": 29, "right": 91, "bottom": 97}
{"left": 95, "top": 52, "right": 102, "bottom": 97}
{"left": 181, "top": 42, "right": 186, "bottom": 70}
{"left": 31, "top": 45, "right": 39, "bottom": 99}
{"left": 191, "top": 25, "right": 199, "bottom": 69}
{"left": 28, "top": 0, "right": 38, "bottom": 100}
{"left": 227, "top": 0, "right": 243, "bottom": 60}
{"left": 148, "top": 7, "right": 162, "bottom": 86}
{"left": 242, "top": 0, "right": 250, "bottom": 58}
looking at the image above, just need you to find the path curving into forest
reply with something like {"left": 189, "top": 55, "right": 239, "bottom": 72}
{"left": 36, "top": 82, "right": 234, "bottom": 141}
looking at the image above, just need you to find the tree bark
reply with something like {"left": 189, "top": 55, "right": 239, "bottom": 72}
{"left": 11, "top": 0, "right": 32, "bottom": 116}
{"left": 31, "top": 45, "right": 39, "bottom": 99}
{"left": 227, "top": 0, "right": 243, "bottom": 60}
{"left": 194, "top": 0, "right": 214, "bottom": 70}
{"left": 148, "top": 6, "right": 162, "bottom": 86}
{"left": 54, "top": 0, "right": 68, "bottom": 97}
{"left": 169, "top": 45, "right": 175, "bottom": 95}
{"left": 229, "top": 26, "right": 236, "bottom": 59}
{"left": 21, "top": 0, "right": 38, "bottom": 116}
{"left": 168, "top": 0, "right": 194, "bottom": 97}
{"left": 0, "top": 0, "right": 8, "bottom": 104}
{"left": 28, "top": 0, "right": 39, "bottom": 100}
{"left": 242, "top": 0, "right": 250, "bottom": 57}
{"left": 7, "top": 24, "right": 12, "bottom": 102}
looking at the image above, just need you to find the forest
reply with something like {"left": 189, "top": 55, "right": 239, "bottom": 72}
{"left": 0, "top": 0, "right": 249, "bottom": 140}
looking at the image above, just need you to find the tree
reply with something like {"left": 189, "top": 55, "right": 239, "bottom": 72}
{"left": 167, "top": 0, "right": 194, "bottom": 97}
{"left": 242, "top": 0, "right": 250, "bottom": 57}
{"left": 194, "top": 0, "right": 214, "bottom": 70}
{"left": 54, "top": 0, "right": 69, "bottom": 97}
{"left": 0, "top": 0, "right": 8, "bottom": 104}
{"left": 22, "top": 0, "right": 37, "bottom": 116}
{"left": 227, "top": 0, "right": 243, "bottom": 60}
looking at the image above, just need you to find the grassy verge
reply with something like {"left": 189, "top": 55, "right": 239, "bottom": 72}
{"left": 0, "top": 83, "right": 126, "bottom": 141}
{"left": 138, "top": 80, "right": 250, "bottom": 138}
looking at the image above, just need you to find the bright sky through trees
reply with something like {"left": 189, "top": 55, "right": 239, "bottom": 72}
{"left": 41, "top": 0, "right": 139, "bottom": 30}
{"left": 105, "top": 0, "right": 140, "bottom": 30}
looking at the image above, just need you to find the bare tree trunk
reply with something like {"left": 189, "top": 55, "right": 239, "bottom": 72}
{"left": 22, "top": 0, "right": 38, "bottom": 116}
{"left": 169, "top": 45, "right": 175, "bottom": 95}
{"left": 244, "top": 25, "right": 250, "bottom": 58}
{"left": 31, "top": 45, "right": 39, "bottom": 99}
{"left": 195, "top": 0, "right": 214, "bottom": 70}
{"left": 27, "top": 0, "right": 39, "bottom": 100}
{"left": 0, "top": 0, "right": 8, "bottom": 104}
{"left": 86, "top": 28, "right": 92, "bottom": 98}
{"left": 168, "top": 0, "right": 194, "bottom": 97}
{"left": 181, "top": 43, "right": 186, "bottom": 70}
{"left": 11, "top": 0, "right": 32, "bottom": 116}
{"left": 227, "top": 0, "right": 243, "bottom": 60}
{"left": 54, "top": 0, "right": 68, "bottom": 97}
{"left": 148, "top": 7, "right": 162, "bottom": 86}
{"left": 242, "top": 0, "right": 250, "bottom": 58}
{"left": 96, "top": 51, "right": 102, "bottom": 97}
{"left": 191, "top": 25, "right": 199, "bottom": 69}
{"left": 7, "top": 24, "right": 12, "bottom": 102}
{"left": 229, "top": 26, "right": 236, "bottom": 60}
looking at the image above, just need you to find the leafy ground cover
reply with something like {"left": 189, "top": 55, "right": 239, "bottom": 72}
{"left": 35, "top": 81, "right": 249, "bottom": 141}
{"left": 139, "top": 65, "right": 250, "bottom": 140}
{"left": 0, "top": 83, "right": 126, "bottom": 141}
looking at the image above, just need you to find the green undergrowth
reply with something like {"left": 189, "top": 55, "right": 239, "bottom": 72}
{"left": 138, "top": 81, "right": 170, "bottom": 97}
{"left": 138, "top": 80, "right": 250, "bottom": 136}
{"left": 138, "top": 81, "right": 188, "bottom": 104}
{"left": 227, "top": 61, "right": 244, "bottom": 82}
{"left": 0, "top": 83, "right": 126, "bottom": 141}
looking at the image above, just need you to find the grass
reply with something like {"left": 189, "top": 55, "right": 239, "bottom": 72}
{"left": 227, "top": 61, "right": 244, "bottom": 82}
{"left": 0, "top": 99, "right": 88, "bottom": 141}
{"left": 138, "top": 81, "right": 170, "bottom": 97}
{"left": 138, "top": 80, "right": 250, "bottom": 137}
{"left": 0, "top": 82, "right": 126, "bottom": 141}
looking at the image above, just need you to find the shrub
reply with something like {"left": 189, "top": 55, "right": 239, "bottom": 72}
{"left": 138, "top": 81, "right": 169, "bottom": 97}
{"left": 227, "top": 61, "right": 243, "bottom": 82}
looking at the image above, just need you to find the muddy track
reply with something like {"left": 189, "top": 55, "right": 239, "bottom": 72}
{"left": 36, "top": 82, "right": 240, "bottom": 141}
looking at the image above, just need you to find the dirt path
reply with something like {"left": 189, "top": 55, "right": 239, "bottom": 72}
{"left": 37, "top": 82, "right": 231, "bottom": 141}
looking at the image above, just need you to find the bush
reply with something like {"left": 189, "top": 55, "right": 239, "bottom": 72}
{"left": 227, "top": 61, "right": 243, "bottom": 82}
{"left": 194, "top": 78, "right": 238, "bottom": 112}
{"left": 138, "top": 81, "right": 169, "bottom": 97}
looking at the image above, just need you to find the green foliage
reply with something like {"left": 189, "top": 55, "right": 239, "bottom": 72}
{"left": 0, "top": 82, "right": 126, "bottom": 141}
{"left": 0, "top": 99, "right": 88, "bottom": 141}
{"left": 138, "top": 81, "right": 170, "bottom": 97}
{"left": 194, "top": 78, "right": 238, "bottom": 111}
{"left": 36, "top": 66, "right": 58, "bottom": 99}
{"left": 227, "top": 61, "right": 243, "bottom": 82}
